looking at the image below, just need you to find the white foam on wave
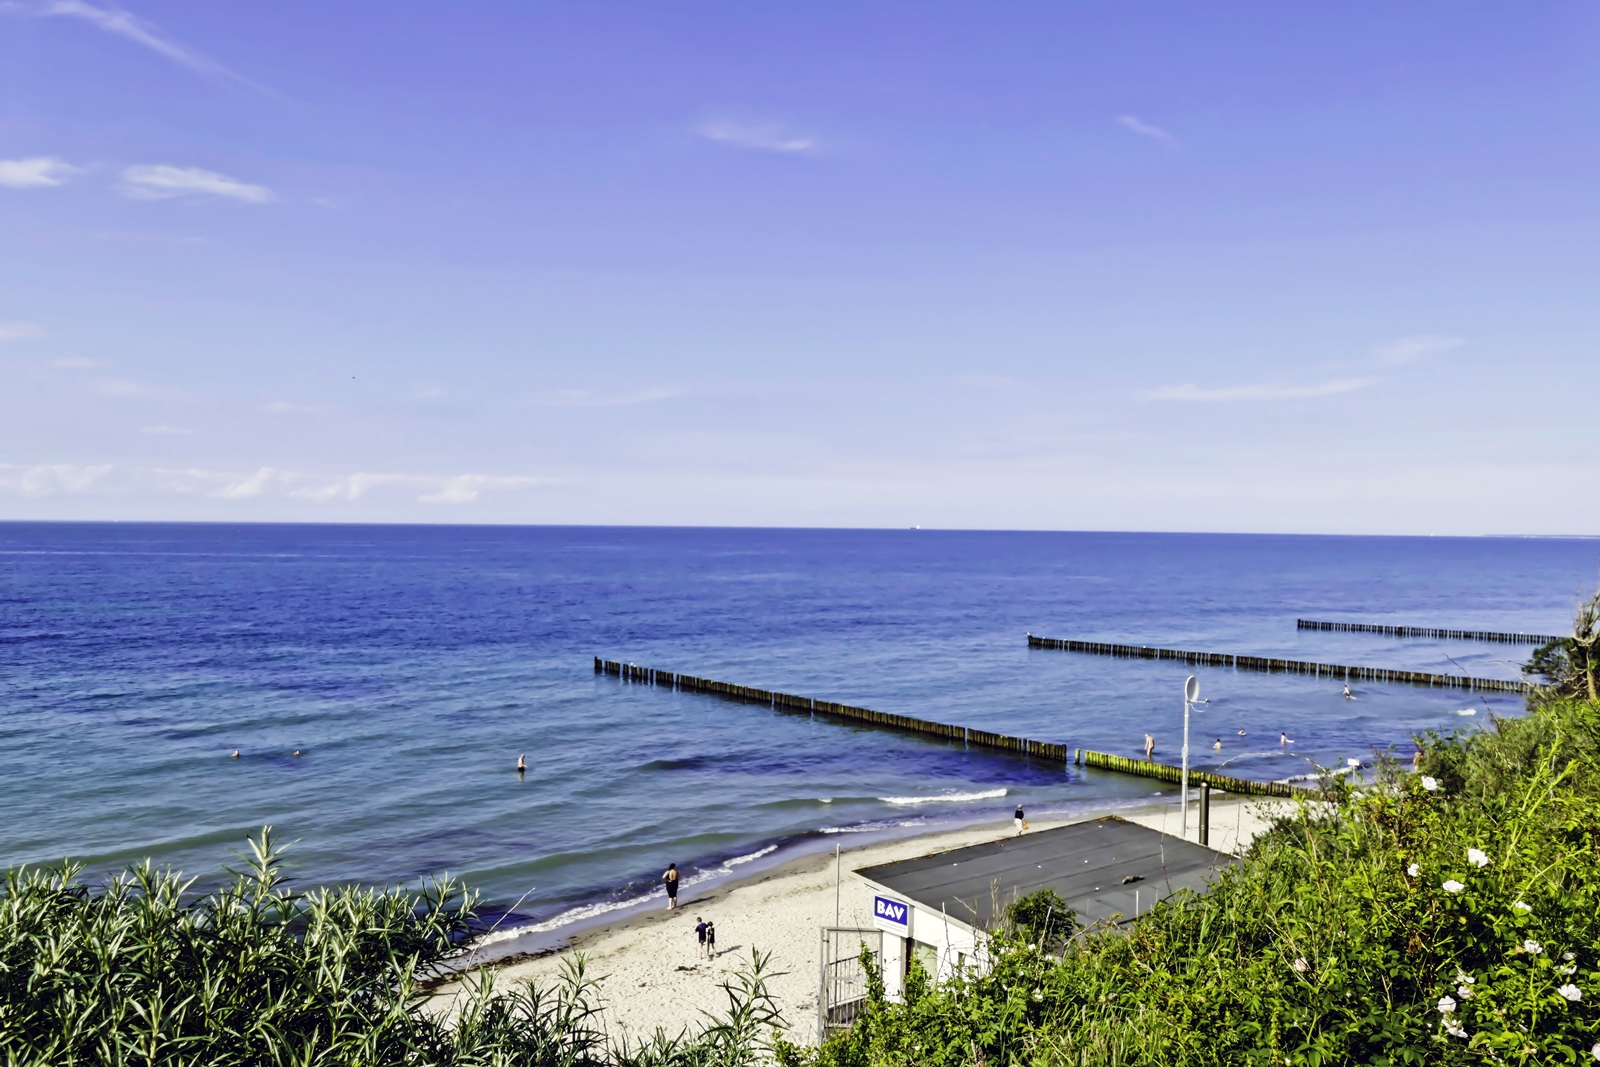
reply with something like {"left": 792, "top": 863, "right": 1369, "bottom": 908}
{"left": 1457, "top": 708, "right": 1477, "bottom": 715}
{"left": 476, "top": 844, "right": 785, "bottom": 946}
{"left": 880, "top": 787, "right": 1007, "bottom": 806}
{"left": 476, "top": 894, "right": 652, "bottom": 944}
{"left": 726, "top": 844, "right": 777, "bottom": 867}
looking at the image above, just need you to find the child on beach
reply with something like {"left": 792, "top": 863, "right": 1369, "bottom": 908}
{"left": 705, "top": 921, "right": 716, "bottom": 959}
{"left": 695, "top": 917, "right": 708, "bottom": 957}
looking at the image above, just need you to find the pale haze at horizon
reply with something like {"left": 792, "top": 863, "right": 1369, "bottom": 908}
{"left": 3, "top": 2, "right": 1599, "bottom": 534}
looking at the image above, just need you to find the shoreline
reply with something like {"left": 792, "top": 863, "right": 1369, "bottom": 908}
{"left": 459, "top": 787, "right": 1198, "bottom": 966}
{"left": 440, "top": 790, "right": 1301, "bottom": 1044}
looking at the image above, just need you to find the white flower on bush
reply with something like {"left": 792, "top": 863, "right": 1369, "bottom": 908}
{"left": 1445, "top": 1019, "right": 1468, "bottom": 1039}
{"left": 1466, "top": 848, "right": 1490, "bottom": 868}
{"left": 1406, "top": 863, "right": 1420, "bottom": 877}
{"left": 1457, "top": 984, "right": 1474, "bottom": 1000}
{"left": 1455, "top": 969, "right": 1475, "bottom": 987}
{"left": 1442, "top": 880, "right": 1465, "bottom": 894}
{"left": 1565, "top": 951, "right": 1576, "bottom": 962}
{"left": 1293, "top": 957, "right": 1309, "bottom": 973}
{"left": 1591, "top": 1041, "right": 1600, "bottom": 1061}
{"left": 1437, "top": 994, "right": 1457, "bottom": 1014}
{"left": 1525, "top": 940, "right": 1543, "bottom": 956}
{"left": 1421, "top": 776, "right": 1439, "bottom": 791}
{"left": 1513, "top": 900, "right": 1532, "bottom": 913}
{"left": 1561, "top": 964, "right": 1578, "bottom": 976}
{"left": 1558, "top": 984, "right": 1582, "bottom": 1002}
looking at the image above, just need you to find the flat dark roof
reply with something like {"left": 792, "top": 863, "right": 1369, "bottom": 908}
{"left": 856, "top": 816, "right": 1235, "bottom": 932}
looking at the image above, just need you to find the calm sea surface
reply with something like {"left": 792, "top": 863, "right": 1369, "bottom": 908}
{"left": 2, "top": 524, "right": 1594, "bottom": 940}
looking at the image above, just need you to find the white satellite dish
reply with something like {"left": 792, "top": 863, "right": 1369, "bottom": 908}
{"left": 1184, "top": 676, "right": 1200, "bottom": 704}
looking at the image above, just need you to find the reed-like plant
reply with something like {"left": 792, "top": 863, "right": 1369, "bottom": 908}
{"left": 0, "top": 829, "right": 787, "bottom": 1067}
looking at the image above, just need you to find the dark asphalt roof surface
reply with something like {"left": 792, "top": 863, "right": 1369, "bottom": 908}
{"left": 856, "top": 816, "right": 1236, "bottom": 931}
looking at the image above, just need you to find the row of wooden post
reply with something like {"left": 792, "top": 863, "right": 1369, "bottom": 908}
{"left": 1296, "top": 619, "right": 1560, "bottom": 646}
{"left": 595, "top": 657, "right": 1068, "bottom": 762}
{"left": 1074, "top": 747, "right": 1315, "bottom": 799}
{"left": 1027, "top": 635, "right": 1528, "bottom": 693}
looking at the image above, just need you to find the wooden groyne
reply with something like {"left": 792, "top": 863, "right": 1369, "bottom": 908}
{"left": 595, "top": 658, "right": 1068, "bottom": 762}
{"left": 1297, "top": 619, "right": 1562, "bottom": 646}
{"left": 1027, "top": 635, "right": 1529, "bottom": 693}
{"left": 1074, "top": 749, "right": 1315, "bottom": 799}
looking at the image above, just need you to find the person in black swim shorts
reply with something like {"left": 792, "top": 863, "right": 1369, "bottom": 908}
{"left": 663, "top": 863, "right": 679, "bottom": 909}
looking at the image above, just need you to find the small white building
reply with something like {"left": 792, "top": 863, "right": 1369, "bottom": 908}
{"left": 851, "top": 816, "right": 1233, "bottom": 1001}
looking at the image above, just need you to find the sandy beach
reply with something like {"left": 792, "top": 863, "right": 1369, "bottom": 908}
{"left": 441, "top": 793, "right": 1301, "bottom": 1047}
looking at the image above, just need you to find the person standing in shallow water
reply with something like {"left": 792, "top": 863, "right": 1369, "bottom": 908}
{"left": 663, "top": 863, "right": 679, "bottom": 910}
{"left": 1144, "top": 733, "right": 1155, "bottom": 761}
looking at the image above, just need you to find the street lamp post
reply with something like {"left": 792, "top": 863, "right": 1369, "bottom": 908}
{"left": 1181, "top": 676, "right": 1200, "bottom": 839}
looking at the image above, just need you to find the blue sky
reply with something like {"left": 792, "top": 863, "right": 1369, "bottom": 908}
{"left": 3, "top": 2, "right": 1598, "bottom": 532}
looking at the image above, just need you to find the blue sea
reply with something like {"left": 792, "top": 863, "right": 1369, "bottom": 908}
{"left": 2, "top": 524, "right": 1593, "bottom": 946}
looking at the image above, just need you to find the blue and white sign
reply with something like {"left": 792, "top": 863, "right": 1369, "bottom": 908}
{"left": 873, "top": 895, "right": 910, "bottom": 936}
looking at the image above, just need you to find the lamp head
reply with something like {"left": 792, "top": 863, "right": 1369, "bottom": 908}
{"left": 1184, "top": 676, "right": 1200, "bottom": 704}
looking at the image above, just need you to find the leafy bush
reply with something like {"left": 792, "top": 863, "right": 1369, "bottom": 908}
{"left": 1003, "top": 888, "right": 1077, "bottom": 953}
{"left": 0, "top": 829, "right": 787, "bottom": 1067}
{"left": 782, "top": 698, "right": 1600, "bottom": 1067}
{"left": 1525, "top": 576, "right": 1598, "bottom": 700}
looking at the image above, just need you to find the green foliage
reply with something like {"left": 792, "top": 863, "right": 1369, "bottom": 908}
{"left": 0, "top": 828, "right": 788, "bottom": 1067}
{"left": 1525, "top": 576, "right": 1600, "bottom": 701}
{"left": 1003, "top": 888, "right": 1077, "bottom": 953}
{"left": 788, "top": 698, "right": 1600, "bottom": 1067}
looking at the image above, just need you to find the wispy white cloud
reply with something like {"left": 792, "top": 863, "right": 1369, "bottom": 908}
{"left": 1145, "top": 377, "right": 1376, "bottom": 402}
{"left": 88, "top": 376, "right": 161, "bottom": 396}
{"left": 30, "top": 0, "right": 253, "bottom": 85}
{"left": 417, "top": 474, "right": 546, "bottom": 505}
{"left": 9, "top": 464, "right": 557, "bottom": 504}
{"left": 530, "top": 387, "right": 682, "bottom": 408}
{"left": 0, "top": 322, "right": 47, "bottom": 341}
{"left": 0, "top": 157, "right": 80, "bottom": 188}
{"left": 698, "top": 119, "right": 816, "bottom": 154}
{"left": 119, "top": 164, "right": 273, "bottom": 203}
{"left": 1374, "top": 335, "right": 1463, "bottom": 365}
{"left": 140, "top": 424, "right": 193, "bottom": 434}
{"left": 1117, "top": 115, "right": 1178, "bottom": 146}
{"left": 0, "top": 463, "right": 113, "bottom": 497}
{"left": 0, "top": 463, "right": 554, "bottom": 504}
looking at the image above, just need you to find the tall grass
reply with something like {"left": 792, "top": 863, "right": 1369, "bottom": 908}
{"left": 0, "top": 829, "right": 787, "bottom": 1066}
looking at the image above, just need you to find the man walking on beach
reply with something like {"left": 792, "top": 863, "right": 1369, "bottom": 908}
{"left": 695, "top": 916, "right": 708, "bottom": 958}
{"left": 1014, "top": 804, "right": 1026, "bottom": 836}
{"left": 663, "top": 863, "right": 679, "bottom": 910}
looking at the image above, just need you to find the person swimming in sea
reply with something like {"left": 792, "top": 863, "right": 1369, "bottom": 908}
{"left": 1280, "top": 732, "right": 1293, "bottom": 746}
{"left": 1213, "top": 738, "right": 1222, "bottom": 752}
{"left": 1342, "top": 684, "right": 1355, "bottom": 699}
{"left": 517, "top": 753, "right": 527, "bottom": 771}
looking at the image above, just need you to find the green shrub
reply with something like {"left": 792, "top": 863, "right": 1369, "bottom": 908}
{"left": 783, "top": 698, "right": 1600, "bottom": 1067}
{"left": 0, "top": 829, "right": 787, "bottom": 1067}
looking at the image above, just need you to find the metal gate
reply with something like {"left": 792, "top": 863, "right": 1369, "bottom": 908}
{"left": 818, "top": 927, "right": 883, "bottom": 1044}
